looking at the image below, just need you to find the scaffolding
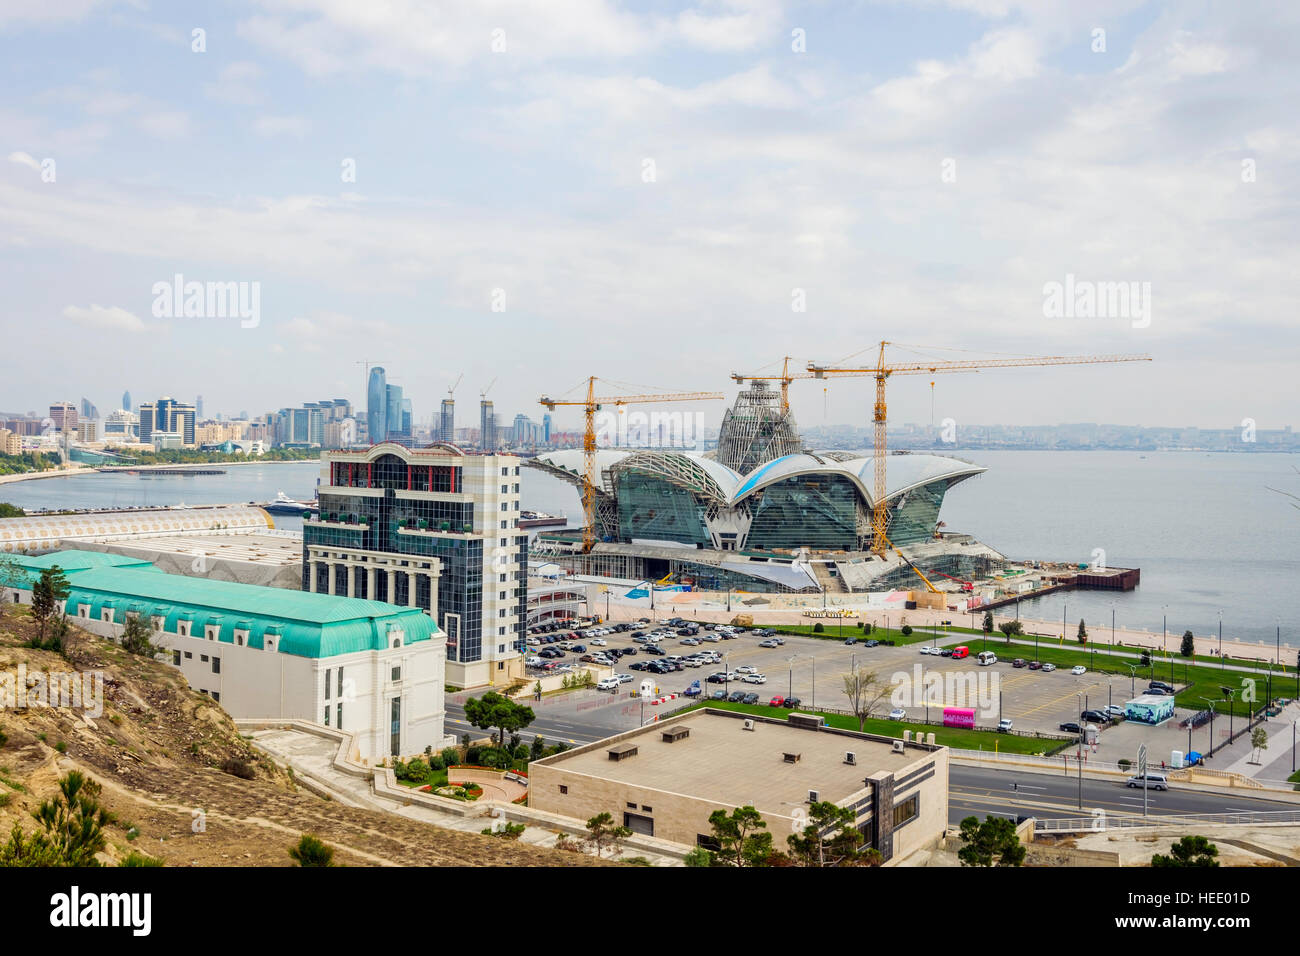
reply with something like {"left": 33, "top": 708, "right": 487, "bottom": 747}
{"left": 714, "top": 381, "right": 803, "bottom": 473}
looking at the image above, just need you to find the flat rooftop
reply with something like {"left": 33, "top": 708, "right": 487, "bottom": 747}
{"left": 538, "top": 709, "right": 935, "bottom": 811}
{"left": 93, "top": 531, "right": 304, "bottom": 567}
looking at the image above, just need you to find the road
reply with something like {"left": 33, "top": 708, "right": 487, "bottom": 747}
{"left": 949, "top": 764, "right": 1300, "bottom": 825}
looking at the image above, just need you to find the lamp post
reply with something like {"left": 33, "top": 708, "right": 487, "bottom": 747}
{"left": 1075, "top": 692, "right": 1084, "bottom": 811}
{"left": 1162, "top": 605, "right": 1168, "bottom": 657}
{"left": 1126, "top": 663, "right": 1138, "bottom": 699}
{"left": 1218, "top": 610, "right": 1223, "bottom": 669}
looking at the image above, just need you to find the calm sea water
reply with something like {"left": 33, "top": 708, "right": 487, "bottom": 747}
{"left": 5, "top": 452, "right": 1297, "bottom": 644}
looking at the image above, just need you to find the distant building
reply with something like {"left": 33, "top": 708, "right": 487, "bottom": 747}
{"left": 103, "top": 409, "right": 139, "bottom": 443}
{"left": 305, "top": 442, "right": 526, "bottom": 688}
{"left": 480, "top": 399, "right": 497, "bottom": 451}
{"left": 77, "top": 421, "right": 98, "bottom": 442}
{"left": 0, "top": 428, "right": 20, "bottom": 455}
{"left": 49, "top": 401, "right": 78, "bottom": 435}
{"left": 137, "top": 397, "right": 196, "bottom": 447}
{"left": 439, "top": 398, "right": 455, "bottom": 444}
{"left": 367, "top": 367, "right": 387, "bottom": 445}
{"left": 122, "top": 390, "right": 131, "bottom": 412}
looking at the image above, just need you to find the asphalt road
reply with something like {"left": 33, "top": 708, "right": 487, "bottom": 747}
{"left": 950, "top": 764, "right": 1300, "bottom": 824}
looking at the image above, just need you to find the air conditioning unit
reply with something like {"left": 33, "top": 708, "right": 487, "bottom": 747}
{"left": 891, "top": 739, "right": 906, "bottom": 754}
{"left": 742, "top": 719, "right": 755, "bottom": 731}
{"left": 844, "top": 751, "right": 856, "bottom": 765}
{"left": 808, "top": 789, "right": 819, "bottom": 803}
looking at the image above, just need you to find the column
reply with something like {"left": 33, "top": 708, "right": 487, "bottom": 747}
{"left": 327, "top": 561, "right": 338, "bottom": 595}
{"left": 308, "top": 560, "right": 318, "bottom": 593}
{"left": 367, "top": 566, "right": 376, "bottom": 601}
{"left": 387, "top": 569, "right": 396, "bottom": 605}
{"left": 408, "top": 571, "right": 418, "bottom": 608}
{"left": 347, "top": 563, "right": 356, "bottom": 598}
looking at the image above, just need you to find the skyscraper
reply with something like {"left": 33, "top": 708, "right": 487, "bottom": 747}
{"left": 367, "top": 366, "right": 387, "bottom": 445}
{"left": 122, "top": 391, "right": 131, "bottom": 412}
{"left": 439, "top": 398, "right": 455, "bottom": 443}
{"left": 385, "top": 383, "right": 403, "bottom": 441}
{"left": 195, "top": 395, "right": 204, "bottom": 420}
{"left": 480, "top": 399, "right": 496, "bottom": 450}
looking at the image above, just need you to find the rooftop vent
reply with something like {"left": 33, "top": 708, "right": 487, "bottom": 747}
{"left": 844, "top": 751, "right": 857, "bottom": 766}
{"left": 742, "top": 719, "right": 755, "bottom": 732}
{"left": 661, "top": 726, "right": 690, "bottom": 743}
{"left": 607, "top": 743, "right": 638, "bottom": 762}
{"left": 808, "top": 789, "right": 819, "bottom": 803}
{"left": 782, "top": 752, "right": 801, "bottom": 764}
{"left": 891, "top": 740, "right": 906, "bottom": 754}
{"left": 787, "top": 713, "right": 823, "bottom": 730}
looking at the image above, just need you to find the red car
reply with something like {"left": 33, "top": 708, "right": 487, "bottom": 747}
{"left": 768, "top": 696, "right": 785, "bottom": 707}
{"left": 1027, "top": 660, "right": 1043, "bottom": 670}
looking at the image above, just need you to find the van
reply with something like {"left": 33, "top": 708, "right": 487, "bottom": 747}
{"left": 1126, "top": 773, "right": 1169, "bottom": 791}
{"left": 977, "top": 651, "right": 997, "bottom": 666}
{"left": 951, "top": 646, "right": 970, "bottom": 660}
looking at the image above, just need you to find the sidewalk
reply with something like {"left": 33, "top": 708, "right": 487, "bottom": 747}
{"left": 1216, "top": 701, "right": 1300, "bottom": 784}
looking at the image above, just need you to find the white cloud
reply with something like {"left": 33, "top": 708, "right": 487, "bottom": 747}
{"left": 252, "top": 114, "right": 310, "bottom": 137}
{"left": 203, "top": 61, "right": 265, "bottom": 106}
{"left": 7, "top": 151, "right": 41, "bottom": 171}
{"left": 136, "top": 110, "right": 190, "bottom": 138}
{"left": 61, "top": 303, "right": 147, "bottom": 333}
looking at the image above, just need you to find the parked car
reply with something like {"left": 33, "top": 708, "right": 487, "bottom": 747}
{"left": 1126, "top": 773, "right": 1169, "bottom": 791}
{"left": 1081, "top": 710, "right": 1110, "bottom": 725}
{"left": 643, "top": 645, "right": 664, "bottom": 656}
{"left": 783, "top": 696, "right": 802, "bottom": 709}
{"left": 888, "top": 708, "right": 907, "bottom": 720}
{"left": 844, "top": 637, "right": 857, "bottom": 646}
{"left": 769, "top": 696, "right": 785, "bottom": 707}
{"left": 616, "top": 674, "right": 633, "bottom": 684}
{"left": 590, "top": 638, "right": 607, "bottom": 646}
{"left": 1070, "top": 665, "right": 1086, "bottom": 675}
{"left": 596, "top": 677, "right": 620, "bottom": 690}
{"left": 1027, "top": 660, "right": 1043, "bottom": 670}
{"left": 758, "top": 639, "right": 779, "bottom": 648}
{"left": 621, "top": 646, "right": 637, "bottom": 656}
{"left": 736, "top": 665, "right": 758, "bottom": 675}
{"left": 1059, "top": 721, "right": 1082, "bottom": 733}
{"left": 1104, "top": 704, "right": 1125, "bottom": 718}
{"left": 1149, "top": 681, "right": 1176, "bottom": 694}
{"left": 743, "top": 673, "right": 767, "bottom": 684}
{"left": 1012, "top": 658, "right": 1027, "bottom": 668}
{"left": 710, "top": 690, "right": 727, "bottom": 700}
{"left": 1041, "top": 663, "right": 1056, "bottom": 672}
{"left": 1144, "top": 686, "right": 1172, "bottom": 696}
{"left": 728, "top": 690, "right": 747, "bottom": 703}
{"left": 742, "top": 693, "right": 760, "bottom": 705}
{"left": 997, "top": 718, "right": 1014, "bottom": 733}
{"left": 863, "top": 639, "right": 880, "bottom": 648}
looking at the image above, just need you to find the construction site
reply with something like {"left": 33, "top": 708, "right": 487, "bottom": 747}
{"left": 526, "top": 345, "right": 1150, "bottom": 612}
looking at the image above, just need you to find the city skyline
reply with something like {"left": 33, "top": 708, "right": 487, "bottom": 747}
{"left": 2, "top": 2, "right": 1297, "bottom": 428}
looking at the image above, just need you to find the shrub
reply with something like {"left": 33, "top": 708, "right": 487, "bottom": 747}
{"left": 288, "top": 833, "right": 336, "bottom": 867}
{"left": 812, "top": 623, "right": 824, "bottom": 633}
{"left": 220, "top": 758, "right": 257, "bottom": 780}
{"left": 465, "top": 746, "right": 483, "bottom": 765}
{"left": 120, "top": 851, "right": 164, "bottom": 867}
{"left": 440, "top": 747, "right": 461, "bottom": 768}
{"left": 901, "top": 625, "right": 913, "bottom": 637}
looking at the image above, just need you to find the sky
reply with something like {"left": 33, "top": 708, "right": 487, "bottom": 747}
{"left": 1, "top": 0, "right": 1297, "bottom": 434}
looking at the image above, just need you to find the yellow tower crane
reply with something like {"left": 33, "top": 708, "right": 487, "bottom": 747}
{"left": 729, "top": 356, "right": 818, "bottom": 416}
{"left": 540, "top": 378, "right": 725, "bottom": 553}
{"left": 809, "top": 343, "right": 1152, "bottom": 556}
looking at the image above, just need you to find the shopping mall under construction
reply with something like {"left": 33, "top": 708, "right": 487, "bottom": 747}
{"left": 528, "top": 381, "right": 1012, "bottom": 598}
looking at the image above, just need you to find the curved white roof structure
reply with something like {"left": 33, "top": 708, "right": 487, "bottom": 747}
{"left": 0, "top": 505, "right": 274, "bottom": 553}
{"left": 530, "top": 448, "right": 984, "bottom": 508}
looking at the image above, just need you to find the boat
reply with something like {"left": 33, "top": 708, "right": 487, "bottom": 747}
{"left": 519, "top": 510, "right": 568, "bottom": 529}
{"left": 263, "top": 491, "right": 317, "bottom": 515}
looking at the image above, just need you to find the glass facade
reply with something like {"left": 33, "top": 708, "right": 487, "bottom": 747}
{"left": 885, "top": 479, "right": 949, "bottom": 546}
{"left": 747, "top": 474, "right": 860, "bottom": 551}
{"left": 616, "top": 471, "right": 711, "bottom": 546}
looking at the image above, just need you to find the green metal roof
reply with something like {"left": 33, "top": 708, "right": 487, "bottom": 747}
{"left": 23, "top": 551, "right": 441, "bottom": 659}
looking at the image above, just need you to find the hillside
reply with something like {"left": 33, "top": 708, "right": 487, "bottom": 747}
{"left": 0, "top": 602, "right": 593, "bottom": 867}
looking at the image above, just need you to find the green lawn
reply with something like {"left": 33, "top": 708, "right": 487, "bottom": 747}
{"left": 683, "top": 700, "right": 1072, "bottom": 755}
{"left": 767, "top": 622, "right": 979, "bottom": 647}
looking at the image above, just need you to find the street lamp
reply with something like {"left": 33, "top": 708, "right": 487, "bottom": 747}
{"left": 1218, "top": 610, "right": 1223, "bottom": 669}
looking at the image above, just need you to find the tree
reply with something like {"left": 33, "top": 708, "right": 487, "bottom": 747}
{"left": 842, "top": 665, "right": 890, "bottom": 732}
{"left": 707, "top": 806, "right": 772, "bottom": 868}
{"left": 1180, "top": 630, "right": 1195, "bottom": 658}
{"left": 30, "top": 565, "right": 71, "bottom": 641}
{"left": 900, "top": 624, "right": 912, "bottom": 637}
{"left": 1151, "top": 835, "right": 1219, "bottom": 867}
{"left": 998, "top": 620, "right": 1023, "bottom": 643}
{"left": 1250, "top": 726, "right": 1269, "bottom": 764}
{"left": 982, "top": 611, "right": 994, "bottom": 638}
{"left": 463, "top": 692, "right": 535, "bottom": 750}
{"left": 956, "top": 815, "right": 1025, "bottom": 867}
{"left": 0, "top": 771, "right": 111, "bottom": 867}
{"left": 585, "top": 812, "right": 632, "bottom": 858}
{"left": 1140, "top": 649, "right": 1152, "bottom": 668}
{"left": 683, "top": 846, "right": 712, "bottom": 867}
{"left": 1076, "top": 619, "right": 1088, "bottom": 645}
{"left": 787, "top": 801, "right": 880, "bottom": 867}
{"left": 288, "top": 833, "right": 336, "bottom": 867}
{"left": 120, "top": 614, "right": 161, "bottom": 658}
{"left": 0, "top": 502, "right": 25, "bottom": 518}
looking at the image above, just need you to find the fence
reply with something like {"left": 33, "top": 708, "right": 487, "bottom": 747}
{"left": 1034, "top": 809, "right": 1300, "bottom": 834}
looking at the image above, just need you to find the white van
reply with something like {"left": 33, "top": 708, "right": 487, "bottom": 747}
{"left": 1126, "top": 772, "right": 1169, "bottom": 791}
{"left": 977, "top": 651, "right": 998, "bottom": 666}
{"left": 596, "top": 677, "right": 620, "bottom": 691}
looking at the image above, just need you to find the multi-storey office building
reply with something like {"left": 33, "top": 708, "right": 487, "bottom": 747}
{"left": 303, "top": 442, "right": 527, "bottom": 688}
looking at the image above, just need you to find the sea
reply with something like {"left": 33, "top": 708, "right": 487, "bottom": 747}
{"left": 4, "top": 451, "right": 1297, "bottom": 646}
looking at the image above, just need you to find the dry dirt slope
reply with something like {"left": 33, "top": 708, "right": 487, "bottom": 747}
{"left": 0, "top": 603, "right": 596, "bottom": 867}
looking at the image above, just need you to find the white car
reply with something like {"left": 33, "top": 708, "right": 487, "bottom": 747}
{"left": 1041, "top": 663, "right": 1056, "bottom": 672}
{"left": 1071, "top": 665, "right": 1086, "bottom": 675}
{"left": 526, "top": 637, "right": 540, "bottom": 646}
{"left": 736, "top": 665, "right": 758, "bottom": 675}
{"left": 888, "top": 708, "right": 907, "bottom": 720}
{"left": 590, "top": 637, "right": 607, "bottom": 646}
{"left": 1104, "top": 704, "right": 1125, "bottom": 718}
{"left": 616, "top": 673, "right": 633, "bottom": 684}
{"left": 997, "top": 718, "right": 1014, "bottom": 732}
{"left": 743, "top": 673, "right": 767, "bottom": 684}
{"left": 701, "top": 634, "right": 721, "bottom": 642}
{"left": 596, "top": 677, "right": 620, "bottom": 690}
{"left": 684, "top": 658, "right": 703, "bottom": 668}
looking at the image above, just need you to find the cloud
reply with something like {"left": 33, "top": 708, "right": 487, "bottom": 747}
{"left": 61, "top": 304, "right": 147, "bottom": 333}
{"left": 252, "top": 114, "right": 310, "bottom": 137}
{"left": 203, "top": 61, "right": 265, "bottom": 106}
{"left": 7, "top": 151, "right": 41, "bottom": 171}
{"left": 136, "top": 110, "right": 190, "bottom": 138}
